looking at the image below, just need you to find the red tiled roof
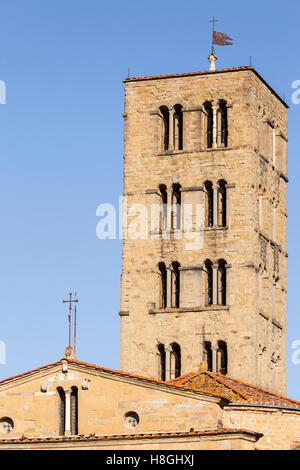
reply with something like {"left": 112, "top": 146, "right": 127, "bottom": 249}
{"left": 168, "top": 370, "right": 300, "bottom": 409}
{"left": 0, "top": 358, "right": 227, "bottom": 402}
{"left": 0, "top": 428, "right": 263, "bottom": 444}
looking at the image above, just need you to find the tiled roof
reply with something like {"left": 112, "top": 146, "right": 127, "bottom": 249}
{"left": 168, "top": 370, "right": 300, "bottom": 409}
{"left": 0, "top": 428, "right": 262, "bottom": 444}
{"left": 0, "top": 358, "right": 226, "bottom": 402}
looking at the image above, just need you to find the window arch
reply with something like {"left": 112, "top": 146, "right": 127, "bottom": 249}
{"left": 70, "top": 386, "right": 78, "bottom": 436}
{"left": 174, "top": 104, "right": 183, "bottom": 150}
{"left": 217, "top": 259, "right": 227, "bottom": 306}
{"left": 159, "top": 184, "right": 168, "bottom": 232}
{"left": 159, "top": 106, "right": 169, "bottom": 151}
{"left": 204, "top": 181, "right": 214, "bottom": 227}
{"left": 158, "top": 262, "right": 167, "bottom": 308}
{"left": 217, "top": 100, "right": 228, "bottom": 147}
{"left": 171, "top": 261, "right": 180, "bottom": 308}
{"left": 203, "top": 102, "right": 213, "bottom": 148}
{"left": 217, "top": 341, "right": 227, "bottom": 375}
{"left": 57, "top": 387, "right": 65, "bottom": 436}
{"left": 217, "top": 180, "right": 227, "bottom": 227}
{"left": 172, "top": 183, "right": 181, "bottom": 230}
{"left": 204, "top": 342, "right": 212, "bottom": 372}
{"left": 170, "top": 342, "right": 181, "bottom": 378}
{"left": 157, "top": 343, "right": 166, "bottom": 381}
{"left": 204, "top": 259, "right": 213, "bottom": 306}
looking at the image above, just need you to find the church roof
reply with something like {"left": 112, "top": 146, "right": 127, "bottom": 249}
{"left": 0, "top": 428, "right": 263, "bottom": 445}
{"left": 167, "top": 370, "right": 300, "bottom": 409}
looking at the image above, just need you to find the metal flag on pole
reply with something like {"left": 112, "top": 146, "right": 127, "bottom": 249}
{"left": 209, "top": 17, "right": 233, "bottom": 54}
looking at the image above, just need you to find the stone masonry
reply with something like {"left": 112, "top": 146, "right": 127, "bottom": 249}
{"left": 120, "top": 66, "right": 288, "bottom": 394}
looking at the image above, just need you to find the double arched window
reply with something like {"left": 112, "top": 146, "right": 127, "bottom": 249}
{"left": 159, "top": 104, "right": 183, "bottom": 152}
{"left": 203, "top": 100, "right": 228, "bottom": 149}
{"left": 158, "top": 262, "right": 180, "bottom": 308}
{"left": 204, "top": 340, "right": 227, "bottom": 375}
{"left": 57, "top": 386, "right": 78, "bottom": 436}
{"left": 157, "top": 342, "right": 181, "bottom": 380}
{"left": 204, "top": 180, "right": 227, "bottom": 228}
{"left": 204, "top": 259, "right": 227, "bottom": 306}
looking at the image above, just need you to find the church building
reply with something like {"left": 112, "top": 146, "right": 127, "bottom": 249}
{"left": 0, "top": 56, "right": 299, "bottom": 450}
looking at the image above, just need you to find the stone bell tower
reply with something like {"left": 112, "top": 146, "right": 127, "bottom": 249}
{"left": 119, "top": 62, "right": 288, "bottom": 394}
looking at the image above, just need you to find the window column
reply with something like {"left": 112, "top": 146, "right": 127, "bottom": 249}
{"left": 212, "top": 103, "right": 218, "bottom": 149}
{"left": 168, "top": 108, "right": 175, "bottom": 151}
{"left": 64, "top": 389, "right": 71, "bottom": 437}
{"left": 212, "top": 264, "right": 218, "bottom": 305}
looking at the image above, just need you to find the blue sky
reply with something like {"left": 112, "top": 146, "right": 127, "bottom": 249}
{"left": 0, "top": 0, "right": 300, "bottom": 399}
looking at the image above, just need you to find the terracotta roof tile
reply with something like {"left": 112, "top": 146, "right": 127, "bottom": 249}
{"left": 167, "top": 370, "right": 300, "bottom": 409}
{"left": 0, "top": 428, "right": 263, "bottom": 444}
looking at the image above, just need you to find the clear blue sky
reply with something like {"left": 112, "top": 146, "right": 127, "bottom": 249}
{"left": 0, "top": 0, "right": 299, "bottom": 399}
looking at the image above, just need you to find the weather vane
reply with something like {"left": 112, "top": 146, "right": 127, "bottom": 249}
{"left": 62, "top": 292, "right": 78, "bottom": 353}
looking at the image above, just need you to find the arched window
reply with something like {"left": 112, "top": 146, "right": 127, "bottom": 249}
{"left": 218, "top": 180, "right": 227, "bottom": 227}
{"left": 159, "top": 184, "right": 168, "bottom": 232}
{"left": 57, "top": 387, "right": 65, "bottom": 436}
{"left": 157, "top": 343, "right": 166, "bottom": 381}
{"left": 171, "top": 262, "right": 180, "bottom": 308}
{"left": 172, "top": 183, "right": 181, "bottom": 230}
{"left": 174, "top": 104, "right": 183, "bottom": 150}
{"left": 205, "top": 260, "right": 213, "bottom": 306}
{"left": 217, "top": 100, "right": 228, "bottom": 147}
{"left": 160, "top": 106, "right": 169, "bottom": 151}
{"left": 204, "top": 102, "right": 213, "bottom": 148}
{"left": 158, "top": 262, "right": 167, "bottom": 308}
{"left": 170, "top": 343, "right": 181, "bottom": 378}
{"left": 204, "top": 181, "right": 214, "bottom": 227}
{"left": 217, "top": 341, "right": 227, "bottom": 375}
{"left": 70, "top": 386, "right": 78, "bottom": 435}
{"left": 217, "top": 259, "right": 227, "bottom": 306}
{"left": 204, "top": 342, "right": 212, "bottom": 372}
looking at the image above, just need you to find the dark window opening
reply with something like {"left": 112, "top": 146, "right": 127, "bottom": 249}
{"left": 160, "top": 106, "right": 169, "bottom": 151}
{"left": 205, "top": 260, "right": 213, "bottom": 306}
{"left": 218, "top": 100, "right": 228, "bottom": 147}
{"left": 204, "top": 102, "right": 213, "bottom": 148}
{"left": 159, "top": 184, "right": 168, "bottom": 232}
{"left": 218, "top": 180, "right": 227, "bottom": 227}
{"left": 158, "top": 262, "right": 167, "bottom": 308}
{"left": 204, "top": 341, "right": 212, "bottom": 372}
{"left": 218, "top": 341, "right": 228, "bottom": 375}
{"left": 171, "top": 342, "right": 181, "bottom": 378}
{"left": 158, "top": 343, "right": 166, "bottom": 381}
{"left": 57, "top": 387, "right": 65, "bottom": 436}
{"left": 204, "top": 181, "right": 214, "bottom": 227}
{"left": 70, "top": 386, "right": 78, "bottom": 436}
{"left": 218, "top": 259, "right": 227, "bottom": 306}
{"left": 174, "top": 104, "right": 183, "bottom": 150}
{"left": 171, "top": 261, "right": 180, "bottom": 308}
{"left": 172, "top": 183, "right": 181, "bottom": 230}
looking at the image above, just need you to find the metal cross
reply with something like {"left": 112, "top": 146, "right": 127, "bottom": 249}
{"left": 63, "top": 292, "right": 78, "bottom": 350}
{"left": 209, "top": 16, "right": 219, "bottom": 54}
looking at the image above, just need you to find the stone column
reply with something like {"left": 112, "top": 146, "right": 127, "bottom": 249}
{"left": 165, "top": 345, "right": 172, "bottom": 380}
{"left": 212, "top": 104, "right": 218, "bottom": 149}
{"left": 213, "top": 186, "right": 218, "bottom": 227}
{"left": 64, "top": 389, "right": 71, "bottom": 436}
{"left": 166, "top": 268, "right": 172, "bottom": 308}
{"left": 211, "top": 342, "right": 218, "bottom": 372}
{"left": 225, "top": 264, "right": 231, "bottom": 306}
{"left": 168, "top": 108, "right": 175, "bottom": 151}
{"left": 212, "top": 264, "right": 218, "bottom": 305}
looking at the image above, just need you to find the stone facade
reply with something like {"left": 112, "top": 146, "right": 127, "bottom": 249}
{"left": 120, "top": 66, "right": 288, "bottom": 394}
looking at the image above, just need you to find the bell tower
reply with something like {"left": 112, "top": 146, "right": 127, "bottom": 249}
{"left": 119, "top": 63, "right": 288, "bottom": 394}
